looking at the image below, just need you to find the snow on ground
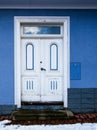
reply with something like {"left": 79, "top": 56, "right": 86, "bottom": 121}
{"left": 0, "top": 120, "right": 97, "bottom": 130}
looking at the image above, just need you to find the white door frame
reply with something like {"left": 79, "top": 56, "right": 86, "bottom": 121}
{"left": 14, "top": 16, "right": 70, "bottom": 108}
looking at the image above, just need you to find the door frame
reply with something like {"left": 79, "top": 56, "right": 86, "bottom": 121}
{"left": 14, "top": 16, "right": 70, "bottom": 108}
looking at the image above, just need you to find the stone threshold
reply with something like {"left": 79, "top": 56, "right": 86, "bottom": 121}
{"left": 12, "top": 109, "right": 74, "bottom": 121}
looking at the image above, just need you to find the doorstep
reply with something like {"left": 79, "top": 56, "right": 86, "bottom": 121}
{"left": 12, "top": 109, "right": 74, "bottom": 121}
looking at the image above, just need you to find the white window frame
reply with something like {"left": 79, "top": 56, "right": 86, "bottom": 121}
{"left": 14, "top": 16, "right": 70, "bottom": 108}
{"left": 21, "top": 24, "right": 63, "bottom": 37}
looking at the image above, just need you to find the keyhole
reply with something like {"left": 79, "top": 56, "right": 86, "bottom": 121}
{"left": 40, "top": 61, "right": 42, "bottom": 63}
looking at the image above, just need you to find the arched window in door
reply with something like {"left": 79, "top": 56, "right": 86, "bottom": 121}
{"left": 50, "top": 43, "right": 58, "bottom": 70}
{"left": 26, "top": 43, "right": 34, "bottom": 70}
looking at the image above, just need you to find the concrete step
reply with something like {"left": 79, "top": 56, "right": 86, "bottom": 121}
{"left": 12, "top": 109, "right": 74, "bottom": 121}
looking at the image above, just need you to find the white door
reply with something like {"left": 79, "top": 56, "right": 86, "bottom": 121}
{"left": 21, "top": 38, "right": 63, "bottom": 102}
{"left": 21, "top": 39, "right": 40, "bottom": 101}
{"left": 15, "top": 17, "right": 70, "bottom": 108}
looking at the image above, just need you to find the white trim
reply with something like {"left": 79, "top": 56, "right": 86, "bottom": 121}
{"left": 14, "top": 17, "right": 21, "bottom": 108}
{"left": 14, "top": 16, "right": 70, "bottom": 108}
{"left": 63, "top": 17, "right": 70, "bottom": 108}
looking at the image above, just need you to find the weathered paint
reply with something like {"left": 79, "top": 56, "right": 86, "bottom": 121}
{"left": 0, "top": 9, "right": 97, "bottom": 105}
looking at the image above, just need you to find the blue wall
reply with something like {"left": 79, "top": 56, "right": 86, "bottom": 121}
{"left": 0, "top": 9, "right": 97, "bottom": 105}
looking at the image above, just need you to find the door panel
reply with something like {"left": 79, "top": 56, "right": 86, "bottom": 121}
{"left": 41, "top": 77, "right": 63, "bottom": 101}
{"left": 44, "top": 39, "right": 63, "bottom": 76}
{"left": 21, "top": 39, "right": 40, "bottom": 76}
{"left": 22, "top": 77, "right": 40, "bottom": 101}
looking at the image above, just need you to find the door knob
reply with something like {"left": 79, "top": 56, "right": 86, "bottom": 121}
{"left": 41, "top": 67, "right": 46, "bottom": 71}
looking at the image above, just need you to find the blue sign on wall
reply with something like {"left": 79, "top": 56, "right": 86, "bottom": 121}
{"left": 70, "top": 62, "right": 81, "bottom": 80}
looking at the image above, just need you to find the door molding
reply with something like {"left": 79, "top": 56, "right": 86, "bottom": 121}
{"left": 14, "top": 16, "right": 70, "bottom": 108}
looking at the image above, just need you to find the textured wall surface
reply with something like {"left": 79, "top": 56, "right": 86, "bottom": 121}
{"left": 0, "top": 9, "right": 97, "bottom": 105}
{"left": 68, "top": 88, "right": 97, "bottom": 113}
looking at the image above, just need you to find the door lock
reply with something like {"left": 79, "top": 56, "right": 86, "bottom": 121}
{"left": 41, "top": 67, "right": 46, "bottom": 71}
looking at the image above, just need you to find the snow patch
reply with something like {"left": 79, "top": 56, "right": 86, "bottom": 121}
{"left": 0, "top": 120, "right": 11, "bottom": 125}
{"left": 0, "top": 120, "right": 97, "bottom": 130}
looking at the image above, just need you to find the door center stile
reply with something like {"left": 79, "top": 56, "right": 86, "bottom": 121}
{"left": 40, "top": 39, "right": 43, "bottom": 99}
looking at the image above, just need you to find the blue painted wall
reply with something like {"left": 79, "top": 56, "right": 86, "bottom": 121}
{"left": 0, "top": 9, "right": 97, "bottom": 105}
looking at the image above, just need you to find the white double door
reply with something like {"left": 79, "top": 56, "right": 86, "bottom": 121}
{"left": 21, "top": 38, "right": 63, "bottom": 102}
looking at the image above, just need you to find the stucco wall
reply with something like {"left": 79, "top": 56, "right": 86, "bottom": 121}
{"left": 0, "top": 9, "right": 97, "bottom": 105}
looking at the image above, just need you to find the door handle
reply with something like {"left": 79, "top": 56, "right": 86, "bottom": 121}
{"left": 41, "top": 67, "right": 46, "bottom": 71}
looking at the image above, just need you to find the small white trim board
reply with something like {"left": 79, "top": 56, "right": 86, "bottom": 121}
{"left": 14, "top": 16, "right": 70, "bottom": 108}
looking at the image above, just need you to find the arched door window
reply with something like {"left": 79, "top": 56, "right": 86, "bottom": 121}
{"left": 50, "top": 43, "right": 58, "bottom": 70}
{"left": 26, "top": 43, "right": 34, "bottom": 70}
